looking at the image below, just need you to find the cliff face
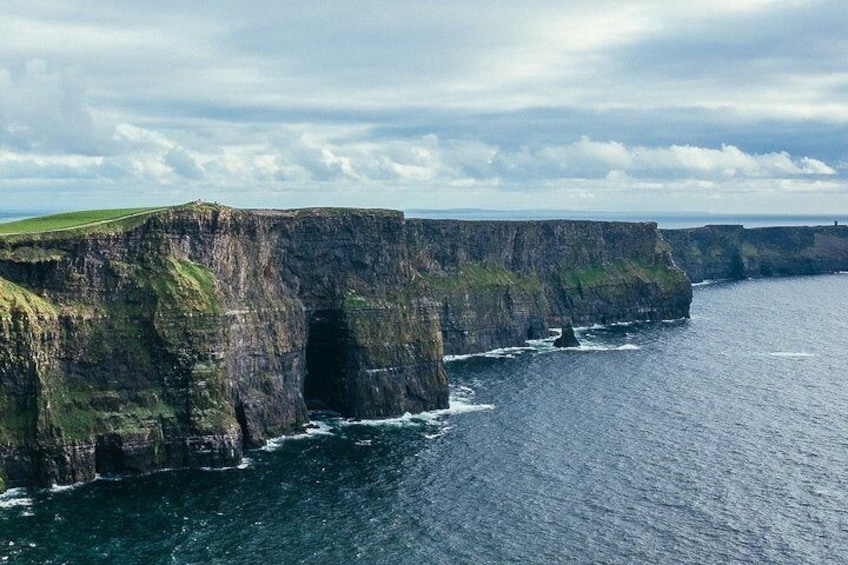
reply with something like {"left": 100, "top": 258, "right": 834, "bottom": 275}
{"left": 0, "top": 208, "right": 296, "bottom": 487}
{"left": 406, "top": 219, "right": 692, "bottom": 354}
{"left": 662, "top": 225, "right": 848, "bottom": 283}
{"left": 0, "top": 205, "right": 690, "bottom": 489}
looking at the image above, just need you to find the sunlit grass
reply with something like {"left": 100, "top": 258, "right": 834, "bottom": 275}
{"left": 0, "top": 207, "right": 162, "bottom": 235}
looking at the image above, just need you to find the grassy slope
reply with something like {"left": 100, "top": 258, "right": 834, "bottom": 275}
{"left": 0, "top": 207, "right": 163, "bottom": 235}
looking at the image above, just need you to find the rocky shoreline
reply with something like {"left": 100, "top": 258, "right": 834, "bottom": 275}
{"left": 2, "top": 204, "right": 846, "bottom": 490}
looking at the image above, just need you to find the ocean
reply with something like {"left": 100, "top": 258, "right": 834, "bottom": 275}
{"left": 2, "top": 274, "right": 847, "bottom": 563}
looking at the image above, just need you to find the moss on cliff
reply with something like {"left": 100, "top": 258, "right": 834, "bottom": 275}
{"left": 0, "top": 277, "right": 58, "bottom": 318}
{"left": 343, "top": 296, "right": 437, "bottom": 369}
{"left": 0, "top": 247, "right": 236, "bottom": 458}
{"left": 0, "top": 246, "right": 67, "bottom": 263}
{"left": 187, "top": 363, "right": 238, "bottom": 433}
{"left": 421, "top": 261, "right": 544, "bottom": 295}
{"left": 559, "top": 259, "right": 688, "bottom": 292}
{"left": 147, "top": 258, "right": 221, "bottom": 315}
{"left": 343, "top": 289, "right": 370, "bottom": 309}
{"left": 0, "top": 387, "right": 35, "bottom": 444}
{"left": 48, "top": 380, "right": 178, "bottom": 442}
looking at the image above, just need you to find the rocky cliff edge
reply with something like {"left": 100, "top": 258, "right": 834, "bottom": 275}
{"left": 0, "top": 204, "right": 690, "bottom": 488}
{"left": 662, "top": 224, "right": 848, "bottom": 283}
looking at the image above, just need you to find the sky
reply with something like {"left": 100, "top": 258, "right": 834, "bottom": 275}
{"left": 1, "top": 0, "right": 846, "bottom": 214}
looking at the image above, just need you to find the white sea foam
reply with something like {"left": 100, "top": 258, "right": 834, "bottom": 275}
{"left": 48, "top": 481, "right": 84, "bottom": 493}
{"left": 262, "top": 420, "right": 336, "bottom": 450}
{"left": 768, "top": 351, "right": 815, "bottom": 358}
{"left": 263, "top": 385, "right": 494, "bottom": 448}
{"left": 424, "top": 426, "right": 454, "bottom": 440}
{"left": 0, "top": 488, "right": 33, "bottom": 509}
{"left": 692, "top": 279, "right": 722, "bottom": 287}
{"left": 446, "top": 331, "right": 644, "bottom": 359}
{"left": 200, "top": 457, "right": 254, "bottom": 472}
{"left": 575, "top": 323, "right": 607, "bottom": 331}
{"left": 94, "top": 474, "right": 125, "bottom": 482}
{"left": 343, "top": 399, "right": 495, "bottom": 431}
{"left": 573, "top": 343, "right": 642, "bottom": 352}
{"left": 443, "top": 353, "right": 476, "bottom": 362}
{"left": 442, "top": 396, "right": 495, "bottom": 414}
{"left": 337, "top": 410, "right": 442, "bottom": 429}
{"left": 525, "top": 335, "right": 559, "bottom": 349}
{"left": 444, "top": 346, "right": 535, "bottom": 362}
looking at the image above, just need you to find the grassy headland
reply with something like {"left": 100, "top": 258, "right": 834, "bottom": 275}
{"left": 0, "top": 207, "right": 163, "bottom": 235}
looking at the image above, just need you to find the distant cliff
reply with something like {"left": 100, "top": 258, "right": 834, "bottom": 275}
{"left": 0, "top": 204, "right": 690, "bottom": 489}
{"left": 662, "top": 225, "right": 848, "bottom": 283}
{"left": 406, "top": 219, "right": 691, "bottom": 354}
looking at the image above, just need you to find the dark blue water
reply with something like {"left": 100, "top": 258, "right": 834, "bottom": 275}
{"left": 3, "top": 275, "right": 848, "bottom": 563}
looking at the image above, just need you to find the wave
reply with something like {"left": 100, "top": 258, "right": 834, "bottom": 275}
{"left": 528, "top": 330, "right": 643, "bottom": 353}
{"left": 261, "top": 386, "right": 494, "bottom": 449}
{"left": 569, "top": 343, "right": 641, "bottom": 352}
{"left": 424, "top": 426, "right": 454, "bottom": 440}
{"left": 0, "top": 488, "right": 33, "bottom": 509}
{"left": 444, "top": 346, "right": 535, "bottom": 362}
{"left": 446, "top": 330, "right": 644, "bottom": 361}
{"left": 94, "top": 466, "right": 185, "bottom": 483}
{"left": 334, "top": 398, "right": 496, "bottom": 429}
{"left": 768, "top": 351, "right": 815, "bottom": 358}
{"left": 261, "top": 420, "right": 336, "bottom": 450}
{"left": 443, "top": 315, "right": 687, "bottom": 362}
{"left": 48, "top": 482, "right": 86, "bottom": 493}
{"left": 200, "top": 457, "right": 254, "bottom": 472}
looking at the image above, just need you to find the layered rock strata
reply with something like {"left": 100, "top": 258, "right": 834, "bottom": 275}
{"left": 0, "top": 205, "right": 689, "bottom": 489}
{"left": 662, "top": 224, "right": 848, "bottom": 283}
{"left": 406, "top": 219, "right": 691, "bottom": 355}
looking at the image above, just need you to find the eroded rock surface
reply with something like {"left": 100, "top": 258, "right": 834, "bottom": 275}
{"left": 0, "top": 204, "right": 691, "bottom": 489}
{"left": 662, "top": 224, "right": 848, "bottom": 283}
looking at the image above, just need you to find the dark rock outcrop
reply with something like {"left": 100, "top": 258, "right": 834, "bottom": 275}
{"left": 662, "top": 224, "right": 848, "bottom": 283}
{"left": 0, "top": 204, "right": 690, "bottom": 489}
{"left": 553, "top": 324, "right": 580, "bottom": 348}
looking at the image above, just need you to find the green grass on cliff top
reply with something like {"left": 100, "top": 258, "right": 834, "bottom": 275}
{"left": 0, "top": 207, "right": 164, "bottom": 235}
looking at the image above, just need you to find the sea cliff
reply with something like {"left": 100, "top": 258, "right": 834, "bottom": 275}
{"left": 0, "top": 204, "right": 690, "bottom": 489}
{"left": 662, "top": 224, "right": 848, "bottom": 283}
{"left": 406, "top": 219, "right": 691, "bottom": 354}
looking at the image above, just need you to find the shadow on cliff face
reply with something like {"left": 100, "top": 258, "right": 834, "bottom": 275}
{"left": 303, "top": 304, "right": 450, "bottom": 420}
{"left": 304, "top": 309, "right": 350, "bottom": 415}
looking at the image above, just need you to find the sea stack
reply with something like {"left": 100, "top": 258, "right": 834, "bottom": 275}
{"left": 554, "top": 323, "right": 580, "bottom": 348}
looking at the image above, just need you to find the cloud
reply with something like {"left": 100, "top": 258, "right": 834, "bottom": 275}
{"left": 163, "top": 148, "right": 204, "bottom": 180}
{"left": 0, "top": 59, "right": 115, "bottom": 154}
{"left": 0, "top": 1, "right": 846, "bottom": 213}
{"left": 481, "top": 137, "right": 836, "bottom": 182}
{"left": 0, "top": 150, "right": 104, "bottom": 179}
